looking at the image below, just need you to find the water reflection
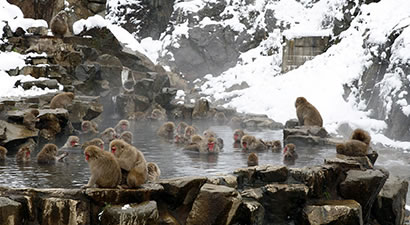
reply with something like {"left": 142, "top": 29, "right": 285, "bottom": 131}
{"left": 0, "top": 122, "right": 409, "bottom": 204}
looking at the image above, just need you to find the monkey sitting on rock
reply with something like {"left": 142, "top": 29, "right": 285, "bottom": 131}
{"left": 336, "top": 128, "right": 371, "bottom": 157}
{"left": 295, "top": 97, "right": 323, "bottom": 127}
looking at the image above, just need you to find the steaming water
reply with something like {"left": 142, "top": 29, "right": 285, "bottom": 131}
{"left": 0, "top": 121, "right": 409, "bottom": 204}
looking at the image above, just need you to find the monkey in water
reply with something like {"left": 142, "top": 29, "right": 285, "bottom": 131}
{"left": 295, "top": 97, "right": 323, "bottom": 127}
{"left": 37, "top": 143, "right": 68, "bottom": 164}
{"left": 50, "top": 10, "right": 69, "bottom": 37}
{"left": 110, "top": 139, "right": 148, "bottom": 188}
{"left": 183, "top": 134, "right": 203, "bottom": 152}
{"left": 184, "top": 125, "right": 197, "bottom": 140}
{"left": 83, "top": 145, "right": 122, "bottom": 188}
{"left": 81, "top": 121, "right": 98, "bottom": 134}
{"left": 16, "top": 146, "right": 31, "bottom": 163}
{"left": 214, "top": 111, "right": 227, "bottom": 125}
{"left": 147, "top": 162, "right": 161, "bottom": 182}
{"left": 199, "top": 137, "right": 221, "bottom": 154}
{"left": 82, "top": 138, "right": 105, "bottom": 151}
{"left": 23, "top": 109, "right": 40, "bottom": 130}
{"left": 247, "top": 152, "right": 258, "bottom": 167}
{"left": 61, "top": 136, "right": 80, "bottom": 149}
{"left": 114, "top": 120, "right": 130, "bottom": 134}
{"left": 241, "top": 135, "right": 268, "bottom": 151}
{"left": 283, "top": 144, "right": 298, "bottom": 165}
{"left": 150, "top": 109, "right": 166, "bottom": 121}
{"left": 100, "top": 127, "right": 118, "bottom": 144}
{"left": 0, "top": 146, "right": 7, "bottom": 161}
{"left": 50, "top": 92, "right": 74, "bottom": 109}
{"left": 336, "top": 128, "right": 371, "bottom": 157}
{"left": 233, "top": 129, "right": 245, "bottom": 148}
{"left": 176, "top": 122, "right": 188, "bottom": 135}
{"left": 120, "top": 131, "right": 133, "bottom": 145}
{"left": 271, "top": 140, "right": 282, "bottom": 153}
{"left": 157, "top": 122, "right": 175, "bottom": 140}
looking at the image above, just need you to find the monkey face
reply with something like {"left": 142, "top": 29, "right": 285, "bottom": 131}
{"left": 110, "top": 140, "right": 126, "bottom": 156}
{"left": 84, "top": 146, "right": 99, "bottom": 161}
{"left": 82, "top": 122, "right": 90, "bottom": 132}
{"left": 207, "top": 139, "right": 216, "bottom": 152}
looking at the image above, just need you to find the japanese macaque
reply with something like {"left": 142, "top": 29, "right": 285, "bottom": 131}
{"left": 184, "top": 125, "right": 197, "bottom": 140}
{"left": 147, "top": 162, "right": 161, "bottom": 182}
{"left": 50, "top": 92, "right": 75, "bottom": 109}
{"left": 247, "top": 152, "right": 258, "bottom": 167}
{"left": 350, "top": 128, "right": 371, "bottom": 146}
{"left": 203, "top": 129, "right": 217, "bottom": 139}
{"left": 0, "top": 146, "right": 7, "bottom": 161}
{"left": 16, "top": 146, "right": 31, "bottom": 163}
{"left": 233, "top": 129, "right": 245, "bottom": 147}
{"left": 240, "top": 135, "right": 268, "bottom": 151}
{"left": 228, "top": 116, "right": 242, "bottom": 129}
{"left": 110, "top": 139, "right": 148, "bottom": 188}
{"left": 150, "top": 109, "right": 166, "bottom": 121}
{"left": 295, "top": 97, "right": 323, "bottom": 127}
{"left": 81, "top": 121, "right": 98, "bottom": 134}
{"left": 114, "top": 120, "right": 130, "bottom": 134}
{"left": 23, "top": 109, "right": 40, "bottom": 130}
{"left": 100, "top": 128, "right": 117, "bottom": 144}
{"left": 83, "top": 145, "right": 122, "bottom": 188}
{"left": 283, "top": 144, "right": 298, "bottom": 164}
{"left": 271, "top": 140, "right": 282, "bottom": 152}
{"left": 176, "top": 122, "right": 188, "bottom": 135}
{"left": 199, "top": 137, "right": 221, "bottom": 154}
{"left": 50, "top": 10, "right": 69, "bottom": 37}
{"left": 157, "top": 122, "right": 175, "bottom": 140}
{"left": 214, "top": 111, "right": 227, "bottom": 125}
{"left": 61, "top": 136, "right": 80, "bottom": 149}
{"left": 336, "top": 128, "right": 371, "bottom": 157}
{"left": 174, "top": 134, "right": 188, "bottom": 145}
{"left": 37, "top": 143, "right": 68, "bottom": 164}
{"left": 183, "top": 134, "right": 203, "bottom": 152}
{"left": 82, "top": 138, "right": 105, "bottom": 151}
{"left": 120, "top": 131, "right": 133, "bottom": 144}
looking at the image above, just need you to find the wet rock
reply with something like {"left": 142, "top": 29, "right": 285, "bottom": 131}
{"left": 186, "top": 183, "right": 241, "bottom": 225}
{"left": 85, "top": 184, "right": 164, "bottom": 205}
{"left": 284, "top": 126, "right": 340, "bottom": 147}
{"left": 303, "top": 200, "right": 363, "bottom": 225}
{"left": 159, "top": 176, "right": 207, "bottom": 208}
{"left": 285, "top": 118, "right": 299, "bottom": 129}
{"left": 0, "top": 120, "right": 38, "bottom": 149}
{"left": 18, "top": 79, "right": 59, "bottom": 90}
{"left": 339, "top": 169, "right": 389, "bottom": 223}
{"left": 0, "top": 197, "right": 23, "bottom": 225}
{"left": 39, "top": 197, "right": 89, "bottom": 225}
{"left": 325, "top": 156, "right": 374, "bottom": 170}
{"left": 68, "top": 96, "right": 103, "bottom": 125}
{"left": 155, "top": 87, "right": 177, "bottom": 109}
{"left": 371, "top": 176, "right": 408, "bottom": 225}
{"left": 36, "top": 109, "right": 69, "bottom": 142}
{"left": 168, "top": 103, "right": 194, "bottom": 121}
{"left": 242, "top": 114, "right": 283, "bottom": 130}
{"left": 207, "top": 175, "right": 238, "bottom": 189}
{"left": 261, "top": 183, "right": 309, "bottom": 223}
{"left": 231, "top": 199, "right": 264, "bottom": 225}
{"left": 100, "top": 201, "right": 159, "bottom": 225}
{"left": 234, "top": 165, "right": 289, "bottom": 188}
{"left": 290, "top": 165, "right": 339, "bottom": 198}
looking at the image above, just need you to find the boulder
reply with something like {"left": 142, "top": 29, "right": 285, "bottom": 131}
{"left": 371, "top": 176, "right": 408, "bottom": 225}
{"left": 185, "top": 184, "right": 241, "bottom": 225}
{"left": 325, "top": 156, "right": 374, "bottom": 170}
{"left": 303, "top": 200, "right": 363, "bottom": 225}
{"left": 207, "top": 175, "right": 238, "bottom": 188}
{"left": 100, "top": 201, "right": 159, "bottom": 225}
{"left": 0, "top": 197, "right": 23, "bottom": 225}
{"left": 234, "top": 165, "right": 289, "bottom": 188}
{"left": 231, "top": 199, "right": 265, "bottom": 225}
{"left": 339, "top": 169, "right": 389, "bottom": 223}
{"left": 242, "top": 114, "right": 283, "bottom": 130}
{"left": 39, "top": 197, "right": 89, "bottom": 225}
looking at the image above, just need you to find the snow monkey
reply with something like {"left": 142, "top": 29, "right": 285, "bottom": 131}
{"left": 214, "top": 111, "right": 227, "bottom": 125}
{"left": 16, "top": 146, "right": 31, "bottom": 163}
{"left": 150, "top": 109, "right": 166, "bottom": 121}
{"left": 83, "top": 145, "right": 122, "bottom": 188}
{"left": 295, "top": 97, "right": 323, "bottom": 127}
{"left": 283, "top": 143, "right": 298, "bottom": 162}
{"left": 81, "top": 121, "right": 98, "bottom": 134}
{"left": 100, "top": 127, "right": 117, "bottom": 144}
{"left": 271, "top": 140, "right": 282, "bottom": 153}
{"left": 240, "top": 135, "right": 268, "bottom": 151}
{"left": 61, "top": 136, "right": 80, "bottom": 149}
{"left": 336, "top": 128, "right": 371, "bottom": 157}
{"left": 120, "top": 131, "right": 133, "bottom": 144}
{"left": 183, "top": 134, "right": 203, "bottom": 152}
{"left": 0, "top": 146, "right": 7, "bottom": 161}
{"left": 157, "top": 122, "right": 175, "bottom": 140}
{"left": 247, "top": 152, "right": 259, "bottom": 167}
{"left": 82, "top": 138, "right": 105, "bottom": 151}
{"left": 114, "top": 120, "right": 130, "bottom": 134}
{"left": 23, "top": 109, "right": 40, "bottom": 130}
{"left": 176, "top": 121, "right": 188, "bottom": 135}
{"left": 199, "top": 137, "right": 221, "bottom": 154}
{"left": 50, "top": 92, "right": 75, "bottom": 109}
{"left": 184, "top": 125, "right": 197, "bottom": 140}
{"left": 110, "top": 139, "right": 148, "bottom": 188}
{"left": 147, "top": 162, "right": 161, "bottom": 182}
{"left": 50, "top": 10, "right": 69, "bottom": 37}
{"left": 37, "top": 143, "right": 68, "bottom": 163}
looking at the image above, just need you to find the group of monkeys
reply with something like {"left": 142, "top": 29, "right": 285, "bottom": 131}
{"left": 0, "top": 93, "right": 373, "bottom": 189}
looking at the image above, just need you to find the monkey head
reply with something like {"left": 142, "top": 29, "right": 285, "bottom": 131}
{"left": 151, "top": 109, "right": 162, "bottom": 119}
{"left": 203, "top": 130, "right": 216, "bottom": 139}
{"left": 81, "top": 121, "right": 91, "bottom": 132}
{"left": 350, "top": 128, "right": 371, "bottom": 145}
{"left": 233, "top": 129, "right": 245, "bottom": 141}
{"left": 84, "top": 145, "right": 101, "bottom": 162}
{"left": 30, "top": 109, "right": 40, "bottom": 117}
{"left": 190, "top": 134, "right": 203, "bottom": 144}
{"left": 0, "top": 146, "right": 7, "bottom": 160}
{"left": 165, "top": 122, "right": 175, "bottom": 132}
{"left": 206, "top": 137, "right": 218, "bottom": 153}
{"left": 295, "top": 97, "right": 307, "bottom": 108}
{"left": 120, "top": 131, "right": 133, "bottom": 144}
{"left": 184, "top": 126, "right": 195, "bottom": 137}
{"left": 19, "top": 146, "right": 31, "bottom": 159}
{"left": 109, "top": 139, "right": 128, "bottom": 156}
{"left": 66, "top": 92, "right": 75, "bottom": 100}
{"left": 118, "top": 120, "right": 130, "bottom": 132}
{"left": 283, "top": 144, "right": 296, "bottom": 154}
{"left": 68, "top": 136, "right": 80, "bottom": 147}
{"left": 43, "top": 144, "right": 58, "bottom": 156}
{"left": 241, "top": 135, "right": 255, "bottom": 150}
{"left": 176, "top": 122, "right": 188, "bottom": 134}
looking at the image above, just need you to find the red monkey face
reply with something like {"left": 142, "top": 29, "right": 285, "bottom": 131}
{"left": 208, "top": 142, "right": 215, "bottom": 152}
{"left": 283, "top": 146, "right": 288, "bottom": 154}
{"left": 85, "top": 153, "right": 89, "bottom": 161}
{"left": 71, "top": 141, "right": 79, "bottom": 147}
{"left": 111, "top": 146, "right": 117, "bottom": 154}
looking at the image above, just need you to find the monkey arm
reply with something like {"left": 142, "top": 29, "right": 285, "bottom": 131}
{"left": 117, "top": 150, "right": 137, "bottom": 171}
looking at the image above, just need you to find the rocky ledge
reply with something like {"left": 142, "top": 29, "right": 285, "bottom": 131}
{"left": 0, "top": 156, "right": 407, "bottom": 225}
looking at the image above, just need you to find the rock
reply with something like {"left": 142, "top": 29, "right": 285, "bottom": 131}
{"left": 207, "top": 175, "right": 238, "bottom": 189}
{"left": 371, "top": 176, "right": 408, "bottom": 225}
{"left": 85, "top": 184, "right": 163, "bottom": 205}
{"left": 159, "top": 176, "right": 207, "bottom": 208}
{"left": 185, "top": 184, "right": 241, "bottom": 225}
{"left": 303, "top": 200, "right": 363, "bottom": 225}
{"left": 0, "top": 197, "right": 23, "bottom": 225}
{"left": 261, "top": 183, "right": 309, "bottom": 223}
{"left": 19, "top": 79, "right": 60, "bottom": 90}
{"left": 234, "top": 165, "right": 289, "bottom": 188}
{"left": 154, "top": 87, "right": 177, "bottom": 109}
{"left": 27, "top": 26, "right": 48, "bottom": 36}
{"left": 242, "top": 114, "right": 283, "bottom": 130}
{"left": 284, "top": 126, "right": 341, "bottom": 147}
{"left": 68, "top": 96, "right": 103, "bottom": 125}
{"left": 285, "top": 119, "right": 299, "bottom": 129}
{"left": 325, "top": 156, "right": 374, "bottom": 170}
{"left": 231, "top": 199, "right": 264, "bottom": 225}
{"left": 339, "top": 169, "right": 389, "bottom": 223}
{"left": 100, "top": 201, "right": 159, "bottom": 225}
{"left": 40, "top": 197, "right": 89, "bottom": 225}
{"left": 0, "top": 120, "right": 38, "bottom": 150}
